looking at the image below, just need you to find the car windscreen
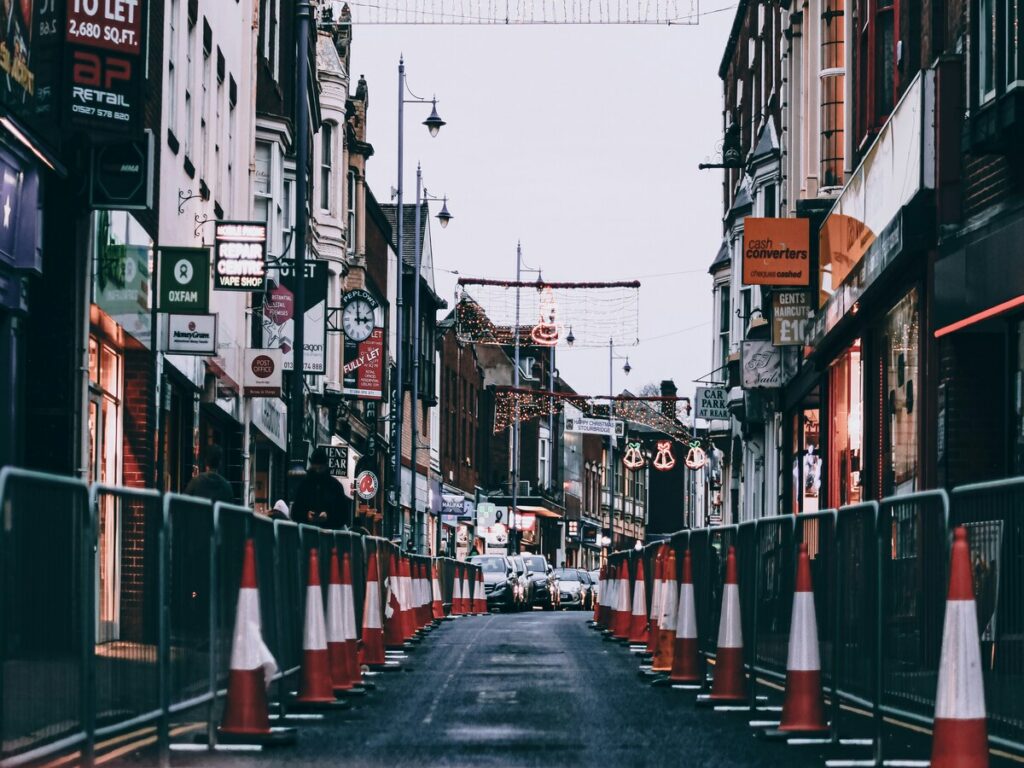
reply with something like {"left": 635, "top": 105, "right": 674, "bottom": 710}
{"left": 553, "top": 569, "right": 580, "bottom": 581}
{"left": 576, "top": 570, "right": 591, "bottom": 583}
{"left": 472, "top": 558, "right": 506, "bottom": 573}
{"left": 523, "top": 556, "right": 547, "bottom": 572}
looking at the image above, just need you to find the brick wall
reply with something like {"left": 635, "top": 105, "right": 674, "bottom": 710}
{"left": 963, "top": 154, "right": 1015, "bottom": 220}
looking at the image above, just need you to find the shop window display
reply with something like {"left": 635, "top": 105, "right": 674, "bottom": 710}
{"left": 884, "top": 289, "right": 919, "bottom": 495}
{"left": 828, "top": 341, "right": 863, "bottom": 507}
{"left": 792, "top": 409, "right": 821, "bottom": 512}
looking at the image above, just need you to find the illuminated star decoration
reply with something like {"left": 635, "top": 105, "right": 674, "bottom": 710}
{"left": 652, "top": 440, "right": 676, "bottom": 471}
{"left": 622, "top": 441, "right": 645, "bottom": 469}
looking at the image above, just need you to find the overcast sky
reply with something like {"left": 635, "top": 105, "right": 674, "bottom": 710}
{"left": 350, "top": 8, "right": 735, "bottom": 402}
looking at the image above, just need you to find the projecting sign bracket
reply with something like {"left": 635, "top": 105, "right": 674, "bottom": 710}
{"left": 177, "top": 188, "right": 208, "bottom": 215}
{"left": 326, "top": 307, "right": 345, "bottom": 334}
{"left": 194, "top": 212, "right": 216, "bottom": 239}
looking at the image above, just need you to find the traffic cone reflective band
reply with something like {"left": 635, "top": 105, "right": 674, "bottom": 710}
{"left": 432, "top": 563, "right": 445, "bottom": 620}
{"left": 628, "top": 557, "right": 649, "bottom": 644}
{"left": 611, "top": 560, "right": 632, "bottom": 640}
{"left": 478, "top": 570, "right": 489, "bottom": 614}
{"left": 601, "top": 564, "right": 616, "bottom": 629}
{"left": 461, "top": 568, "right": 473, "bottom": 616}
{"left": 400, "top": 556, "right": 416, "bottom": 640}
{"left": 327, "top": 549, "right": 361, "bottom": 692}
{"left": 931, "top": 527, "right": 988, "bottom": 768}
{"left": 776, "top": 543, "right": 827, "bottom": 732}
{"left": 219, "top": 539, "right": 279, "bottom": 737}
{"left": 670, "top": 548, "right": 701, "bottom": 684}
{"left": 384, "top": 552, "right": 406, "bottom": 648}
{"left": 361, "top": 551, "right": 386, "bottom": 665}
{"left": 452, "top": 567, "right": 464, "bottom": 615}
{"left": 646, "top": 547, "right": 665, "bottom": 655}
{"left": 593, "top": 564, "right": 605, "bottom": 624}
{"left": 296, "top": 548, "right": 335, "bottom": 703}
{"left": 709, "top": 546, "right": 745, "bottom": 701}
{"left": 421, "top": 562, "right": 433, "bottom": 625}
{"left": 413, "top": 561, "right": 427, "bottom": 629}
{"left": 652, "top": 549, "right": 678, "bottom": 672}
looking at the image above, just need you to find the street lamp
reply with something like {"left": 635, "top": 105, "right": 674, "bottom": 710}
{"left": 435, "top": 196, "right": 453, "bottom": 228}
{"left": 607, "top": 338, "right": 631, "bottom": 554}
{"left": 390, "top": 57, "right": 445, "bottom": 546}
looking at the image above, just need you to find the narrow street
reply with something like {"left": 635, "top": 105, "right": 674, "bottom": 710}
{"left": 110, "top": 612, "right": 821, "bottom": 768}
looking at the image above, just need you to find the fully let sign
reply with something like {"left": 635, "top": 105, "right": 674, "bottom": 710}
{"left": 743, "top": 218, "right": 810, "bottom": 286}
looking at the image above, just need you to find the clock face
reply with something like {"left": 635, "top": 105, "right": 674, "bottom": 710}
{"left": 342, "top": 298, "right": 375, "bottom": 342}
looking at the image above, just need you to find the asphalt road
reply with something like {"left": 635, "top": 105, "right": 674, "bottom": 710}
{"left": 110, "top": 610, "right": 934, "bottom": 768}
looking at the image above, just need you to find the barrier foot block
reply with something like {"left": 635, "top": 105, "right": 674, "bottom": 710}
{"left": 215, "top": 726, "right": 297, "bottom": 747}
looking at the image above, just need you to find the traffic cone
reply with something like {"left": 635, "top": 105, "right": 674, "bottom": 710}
{"left": 611, "top": 560, "right": 632, "bottom": 640}
{"left": 646, "top": 546, "right": 665, "bottom": 655}
{"left": 452, "top": 566, "right": 464, "bottom": 615}
{"left": 669, "top": 548, "right": 701, "bottom": 684}
{"left": 219, "top": 540, "right": 291, "bottom": 742}
{"left": 361, "top": 550, "right": 386, "bottom": 666}
{"left": 628, "top": 557, "right": 649, "bottom": 645}
{"left": 478, "top": 570, "right": 489, "bottom": 614}
{"left": 708, "top": 546, "right": 745, "bottom": 702}
{"left": 384, "top": 552, "right": 406, "bottom": 649}
{"left": 651, "top": 549, "right": 678, "bottom": 673}
{"left": 400, "top": 557, "right": 417, "bottom": 640}
{"left": 931, "top": 527, "right": 988, "bottom": 768}
{"left": 599, "top": 563, "right": 615, "bottom": 630}
{"left": 461, "top": 568, "right": 473, "bottom": 616}
{"left": 591, "top": 564, "right": 605, "bottom": 625}
{"left": 432, "top": 562, "right": 445, "bottom": 620}
{"left": 295, "top": 548, "right": 338, "bottom": 705}
{"left": 411, "top": 561, "right": 425, "bottom": 630}
{"left": 420, "top": 562, "right": 433, "bottom": 626}
{"left": 326, "top": 549, "right": 362, "bottom": 693}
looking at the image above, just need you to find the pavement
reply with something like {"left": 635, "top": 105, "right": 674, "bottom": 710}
{"left": 105, "top": 610, "right": 1013, "bottom": 768}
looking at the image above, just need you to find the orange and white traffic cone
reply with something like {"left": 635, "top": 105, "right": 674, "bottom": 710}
{"left": 451, "top": 566, "right": 464, "bottom": 615}
{"left": 651, "top": 549, "right": 678, "bottom": 673}
{"left": 611, "top": 560, "right": 633, "bottom": 640}
{"left": 628, "top": 557, "right": 649, "bottom": 645}
{"left": 384, "top": 552, "right": 407, "bottom": 649}
{"left": 931, "top": 527, "right": 988, "bottom": 768}
{"left": 599, "top": 564, "right": 616, "bottom": 631}
{"left": 431, "top": 562, "right": 445, "bottom": 621}
{"left": 327, "top": 549, "right": 362, "bottom": 694}
{"left": 590, "top": 564, "right": 605, "bottom": 626}
{"left": 764, "top": 542, "right": 828, "bottom": 735}
{"left": 478, "top": 570, "right": 489, "bottom": 614}
{"left": 422, "top": 563, "right": 435, "bottom": 626}
{"left": 361, "top": 551, "right": 386, "bottom": 666}
{"left": 411, "top": 561, "right": 425, "bottom": 630}
{"left": 399, "top": 557, "right": 417, "bottom": 641}
{"left": 646, "top": 547, "right": 665, "bottom": 655}
{"left": 705, "top": 545, "right": 745, "bottom": 703}
{"left": 669, "top": 548, "right": 702, "bottom": 686}
{"left": 219, "top": 540, "right": 293, "bottom": 743}
{"left": 461, "top": 568, "right": 473, "bottom": 616}
{"left": 295, "top": 548, "right": 339, "bottom": 705}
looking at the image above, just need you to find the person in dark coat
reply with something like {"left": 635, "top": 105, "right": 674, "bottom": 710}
{"left": 292, "top": 447, "right": 352, "bottom": 529}
{"left": 184, "top": 445, "right": 234, "bottom": 503}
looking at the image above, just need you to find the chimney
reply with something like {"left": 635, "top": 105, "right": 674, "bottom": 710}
{"left": 660, "top": 380, "right": 677, "bottom": 420}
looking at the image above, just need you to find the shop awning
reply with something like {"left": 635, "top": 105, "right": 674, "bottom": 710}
{"left": 516, "top": 505, "right": 562, "bottom": 520}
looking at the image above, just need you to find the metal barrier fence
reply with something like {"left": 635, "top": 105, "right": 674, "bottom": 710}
{"left": 0, "top": 467, "right": 481, "bottom": 767}
{"left": 619, "top": 483, "right": 1024, "bottom": 760}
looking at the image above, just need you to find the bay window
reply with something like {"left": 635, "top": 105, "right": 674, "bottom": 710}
{"left": 853, "top": 0, "right": 899, "bottom": 147}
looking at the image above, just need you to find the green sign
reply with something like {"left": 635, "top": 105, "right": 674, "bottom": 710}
{"left": 159, "top": 247, "right": 209, "bottom": 314}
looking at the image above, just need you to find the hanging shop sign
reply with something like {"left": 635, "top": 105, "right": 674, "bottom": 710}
{"left": 90, "top": 132, "right": 154, "bottom": 209}
{"left": 771, "top": 289, "right": 813, "bottom": 346}
{"left": 158, "top": 248, "right": 209, "bottom": 314}
{"left": 564, "top": 416, "right": 624, "bottom": 437}
{"left": 341, "top": 290, "right": 384, "bottom": 399}
{"left": 742, "top": 217, "right": 810, "bottom": 287}
{"left": 166, "top": 313, "right": 216, "bottom": 355}
{"left": 259, "top": 260, "right": 328, "bottom": 374}
{"left": 250, "top": 397, "right": 286, "bottom": 452}
{"left": 622, "top": 441, "right": 645, "bottom": 469}
{"left": 0, "top": 149, "right": 42, "bottom": 274}
{"left": 320, "top": 444, "right": 349, "bottom": 478}
{"left": 354, "top": 469, "right": 379, "bottom": 500}
{"left": 694, "top": 386, "right": 729, "bottom": 421}
{"left": 66, "top": 0, "right": 146, "bottom": 133}
{"left": 0, "top": 0, "right": 61, "bottom": 146}
{"left": 243, "top": 348, "right": 282, "bottom": 397}
{"left": 215, "top": 221, "right": 267, "bottom": 291}
{"left": 652, "top": 440, "right": 676, "bottom": 471}
{"left": 741, "top": 340, "right": 784, "bottom": 388}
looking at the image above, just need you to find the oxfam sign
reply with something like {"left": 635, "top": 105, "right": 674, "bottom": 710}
{"left": 159, "top": 247, "right": 209, "bottom": 314}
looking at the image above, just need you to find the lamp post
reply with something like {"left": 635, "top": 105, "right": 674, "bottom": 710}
{"left": 390, "top": 57, "right": 445, "bottom": 546}
{"left": 606, "top": 338, "right": 630, "bottom": 550}
{"left": 408, "top": 165, "right": 453, "bottom": 556}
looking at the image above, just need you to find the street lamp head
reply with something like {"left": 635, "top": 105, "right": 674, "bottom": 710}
{"left": 436, "top": 196, "right": 453, "bottom": 228}
{"left": 566, "top": 326, "right": 575, "bottom": 347}
{"left": 634, "top": 540, "right": 643, "bottom": 552}
{"left": 423, "top": 99, "right": 445, "bottom": 137}
{"left": 623, "top": 358, "right": 632, "bottom": 376}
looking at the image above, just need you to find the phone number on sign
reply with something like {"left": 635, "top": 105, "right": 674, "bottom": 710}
{"left": 67, "top": 19, "right": 137, "bottom": 49}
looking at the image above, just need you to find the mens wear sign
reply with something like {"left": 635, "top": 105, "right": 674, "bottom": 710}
{"left": 258, "top": 260, "right": 328, "bottom": 375}
{"left": 771, "top": 290, "right": 813, "bottom": 346}
{"left": 215, "top": 222, "right": 267, "bottom": 291}
{"left": 742, "top": 217, "right": 810, "bottom": 286}
{"left": 320, "top": 445, "right": 349, "bottom": 478}
{"left": 243, "top": 348, "right": 282, "bottom": 397}
{"left": 158, "top": 247, "right": 208, "bottom": 314}
{"left": 166, "top": 313, "right": 216, "bottom": 355}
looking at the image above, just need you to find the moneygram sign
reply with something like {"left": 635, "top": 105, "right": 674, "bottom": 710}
{"left": 215, "top": 222, "right": 267, "bottom": 291}
{"left": 742, "top": 217, "right": 810, "bottom": 287}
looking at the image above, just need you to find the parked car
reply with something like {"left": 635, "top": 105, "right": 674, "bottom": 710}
{"left": 522, "top": 554, "right": 557, "bottom": 609}
{"left": 553, "top": 567, "right": 588, "bottom": 610}
{"left": 576, "top": 569, "right": 596, "bottom": 610}
{"left": 470, "top": 555, "right": 516, "bottom": 611}
{"left": 509, "top": 554, "right": 532, "bottom": 610}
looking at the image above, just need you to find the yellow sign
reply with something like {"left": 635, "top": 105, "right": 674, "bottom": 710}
{"left": 742, "top": 218, "right": 811, "bottom": 286}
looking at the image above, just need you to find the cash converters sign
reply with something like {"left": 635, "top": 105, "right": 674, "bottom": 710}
{"left": 215, "top": 222, "right": 267, "bottom": 291}
{"left": 742, "top": 218, "right": 810, "bottom": 287}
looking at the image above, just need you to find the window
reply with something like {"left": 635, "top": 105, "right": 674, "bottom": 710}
{"left": 201, "top": 21, "right": 211, "bottom": 174}
{"left": 883, "top": 289, "right": 919, "bottom": 495}
{"left": 971, "top": 0, "right": 1023, "bottom": 111}
{"left": 539, "top": 428, "right": 550, "bottom": 488}
{"left": 227, "top": 80, "right": 236, "bottom": 210}
{"left": 853, "top": 0, "right": 899, "bottom": 146}
{"left": 761, "top": 183, "right": 777, "bottom": 217}
{"left": 254, "top": 142, "right": 272, "bottom": 228}
{"left": 261, "top": 0, "right": 280, "bottom": 79}
{"left": 320, "top": 123, "right": 333, "bottom": 211}
{"left": 821, "top": 0, "right": 846, "bottom": 188}
{"left": 718, "top": 284, "right": 731, "bottom": 370}
{"left": 347, "top": 169, "right": 357, "bottom": 251}
{"left": 979, "top": 0, "right": 997, "bottom": 103}
{"left": 167, "top": 0, "right": 179, "bottom": 137}
{"left": 185, "top": 13, "right": 195, "bottom": 155}
{"left": 1007, "top": 0, "right": 1020, "bottom": 87}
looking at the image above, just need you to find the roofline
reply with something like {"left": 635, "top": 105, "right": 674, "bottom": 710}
{"left": 718, "top": 0, "right": 751, "bottom": 80}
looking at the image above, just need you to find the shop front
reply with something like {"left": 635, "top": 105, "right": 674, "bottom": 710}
{"left": 249, "top": 397, "right": 288, "bottom": 515}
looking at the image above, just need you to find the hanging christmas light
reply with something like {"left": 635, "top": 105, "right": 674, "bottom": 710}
{"left": 684, "top": 441, "right": 707, "bottom": 470}
{"left": 652, "top": 440, "right": 676, "bottom": 471}
{"left": 530, "top": 285, "right": 560, "bottom": 346}
{"left": 622, "top": 441, "right": 645, "bottom": 469}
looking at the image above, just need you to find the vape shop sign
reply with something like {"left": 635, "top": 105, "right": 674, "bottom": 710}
{"left": 215, "top": 222, "right": 267, "bottom": 291}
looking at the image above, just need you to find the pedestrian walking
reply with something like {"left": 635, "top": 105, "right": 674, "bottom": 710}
{"left": 184, "top": 445, "right": 234, "bottom": 503}
{"left": 293, "top": 447, "right": 352, "bottom": 529}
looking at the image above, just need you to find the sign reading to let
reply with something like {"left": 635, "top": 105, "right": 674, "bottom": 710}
{"left": 771, "top": 290, "right": 813, "bottom": 346}
{"left": 743, "top": 217, "right": 811, "bottom": 286}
